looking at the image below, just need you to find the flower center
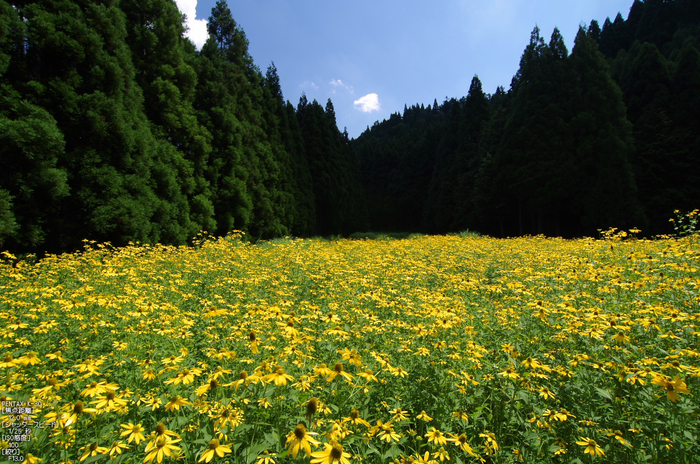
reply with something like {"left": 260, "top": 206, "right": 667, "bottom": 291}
{"left": 330, "top": 444, "right": 343, "bottom": 460}
{"left": 306, "top": 398, "right": 318, "bottom": 415}
{"left": 294, "top": 424, "right": 306, "bottom": 440}
{"left": 73, "top": 401, "right": 84, "bottom": 413}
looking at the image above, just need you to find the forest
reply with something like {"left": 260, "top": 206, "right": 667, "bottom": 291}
{"left": 1, "top": 0, "right": 699, "bottom": 254}
{"left": 354, "top": 0, "right": 700, "bottom": 238}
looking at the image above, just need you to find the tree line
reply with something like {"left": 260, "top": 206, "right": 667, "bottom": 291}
{"left": 354, "top": 0, "right": 700, "bottom": 237}
{"left": 2, "top": 0, "right": 699, "bottom": 255}
{"left": 0, "top": 0, "right": 367, "bottom": 254}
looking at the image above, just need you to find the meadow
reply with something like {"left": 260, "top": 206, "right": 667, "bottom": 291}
{"left": 0, "top": 228, "right": 698, "bottom": 464}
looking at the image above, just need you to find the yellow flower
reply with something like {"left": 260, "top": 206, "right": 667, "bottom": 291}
{"left": 343, "top": 409, "right": 370, "bottom": 427}
{"left": 432, "top": 447, "right": 450, "bottom": 462}
{"left": 538, "top": 387, "right": 555, "bottom": 400}
{"left": 498, "top": 367, "right": 520, "bottom": 380}
{"left": 151, "top": 422, "right": 180, "bottom": 440}
{"left": 651, "top": 374, "right": 690, "bottom": 402}
{"left": 263, "top": 365, "right": 295, "bottom": 386}
{"left": 285, "top": 424, "right": 320, "bottom": 458}
{"left": 62, "top": 400, "right": 97, "bottom": 427}
{"left": 198, "top": 438, "right": 232, "bottom": 463}
{"left": 165, "top": 395, "right": 191, "bottom": 412}
{"left": 144, "top": 435, "right": 182, "bottom": 463}
{"left": 16, "top": 351, "right": 42, "bottom": 366}
{"left": 612, "top": 331, "right": 630, "bottom": 344}
{"left": 79, "top": 443, "right": 108, "bottom": 462}
{"left": 0, "top": 355, "right": 19, "bottom": 368}
{"left": 390, "top": 408, "right": 409, "bottom": 421}
{"left": 90, "top": 390, "right": 128, "bottom": 411}
{"left": 196, "top": 378, "right": 221, "bottom": 397}
{"left": 416, "top": 410, "right": 433, "bottom": 421}
{"left": 576, "top": 437, "right": 605, "bottom": 457}
{"left": 326, "top": 362, "right": 353, "bottom": 382}
{"left": 375, "top": 420, "right": 401, "bottom": 443}
{"left": 479, "top": 431, "right": 498, "bottom": 454}
{"left": 310, "top": 440, "right": 351, "bottom": 464}
{"left": 306, "top": 397, "right": 319, "bottom": 421}
{"left": 258, "top": 397, "right": 272, "bottom": 409}
{"left": 606, "top": 430, "right": 632, "bottom": 447}
{"left": 416, "top": 451, "right": 437, "bottom": 464}
{"left": 120, "top": 423, "right": 146, "bottom": 444}
{"left": 447, "top": 433, "right": 479, "bottom": 458}
{"left": 356, "top": 369, "right": 378, "bottom": 383}
{"left": 213, "top": 406, "right": 244, "bottom": 429}
{"left": 426, "top": 427, "right": 447, "bottom": 446}
{"left": 256, "top": 451, "right": 278, "bottom": 464}
{"left": 107, "top": 441, "right": 128, "bottom": 456}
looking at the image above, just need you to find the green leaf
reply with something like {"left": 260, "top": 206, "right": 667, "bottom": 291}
{"left": 595, "top": 387, "right": 612, "bottom": 400}
{"left": 383, "top": 445, "right": 401, "bottom": 460}
{"left": 81, "top": 454, "right": 109, "bottom": 464}
{"left": 264, "top": 431, "right": 280, "bottom": 446}
{"left": 245, "top": 442, "right": 271, "bottom": 464}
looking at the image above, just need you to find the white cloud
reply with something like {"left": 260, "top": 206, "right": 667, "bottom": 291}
{"left": 354, "top": 93, "right": 381, "bottom": 113}
{"left": 301, "top": 81, "right": 320, "bottom": 90}
{"left": 175, "top": 0, "right": 208, "bottom": 50}
{"left": 330, "top": 79, "right": 355, "bottom": 93}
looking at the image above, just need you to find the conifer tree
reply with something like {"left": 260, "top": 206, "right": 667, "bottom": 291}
{"left": 567, "top": 26, "right": 642, "bottom": 232}
{"left": 121, "top": 0, "right": 214, "bottom": 239}
{"left": 2, "top": 0, "right": 171, "bottom": 250}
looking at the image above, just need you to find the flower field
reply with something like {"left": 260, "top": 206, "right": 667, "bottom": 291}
{"left": 0, "top": 231, "right": 698, "bottom": 463}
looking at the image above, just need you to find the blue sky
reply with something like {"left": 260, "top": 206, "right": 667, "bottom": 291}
{"left": 176, "top": 0, "right": 635, "bottom": 139}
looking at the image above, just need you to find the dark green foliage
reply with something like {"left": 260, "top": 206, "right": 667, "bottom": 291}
{"left": 0, "top": 92, "right": 69, "bottom": 248}
{"left": 193, "top": 2, "right": 306, "bottom": 240}
{"left": 357, "top": 5, "right": 697, "bottom": 238}
{"left": 1, "top": 0, "right": 332, "bottom": 253}
{"left": 121, "top": 0, "right": 214, "bottom": 240}
{"left": 1, "top": 0, "right": 168, "bottom": 251}
{"left": 297, "top": 96, "right": 367, "bottom": 236}
{"left": 2, "top": 0, "right": 698, "bottom": 252}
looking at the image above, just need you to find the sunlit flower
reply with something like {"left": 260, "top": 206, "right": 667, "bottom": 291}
{"left": 310, "top": 440, "right": 351, "bottom": 464}
{"left": 256, "top": 451, "right": 278, "bottom": 464}
{"left": 576, "top": 437, "right": 605, "bottom": 458}
{"left": 165, "top": 395, "right": 191, "bottom": 412}
{"left": 375, "top": 420, "right": 401, "bottom": 443}
{"left": 263, "top": 365, "right": 295, "bottom": 386}
{"left": 426, "top": 427, "right": 447, "bottom": 446}
{"left": 144, "top": 435, "right": 182, "bottom": 463}
{"left": 107, "top": 441, "right": 128, "bottom": 456}
{"left": 120, "top": 422, "right": 146, "bottom": 444}
{"left": 198, "top": 438, "right": 232, "bottom": 463}
{"left": 285, "top": 424, "right": 320, "bottom": 458}
{"left": 343, "top": 409, "right": 370, "bottom": 427}
{"left": 651, "top": 374, "right": 690, "bottom": 402}
{"left": 79, "top": 443, "right": 108, "bottom": 462}
{"left": 446, "top": 433, "right": 478, "bottom": 457}
{"left": 327, "top": 362, "right": 353, "bottom": 382}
